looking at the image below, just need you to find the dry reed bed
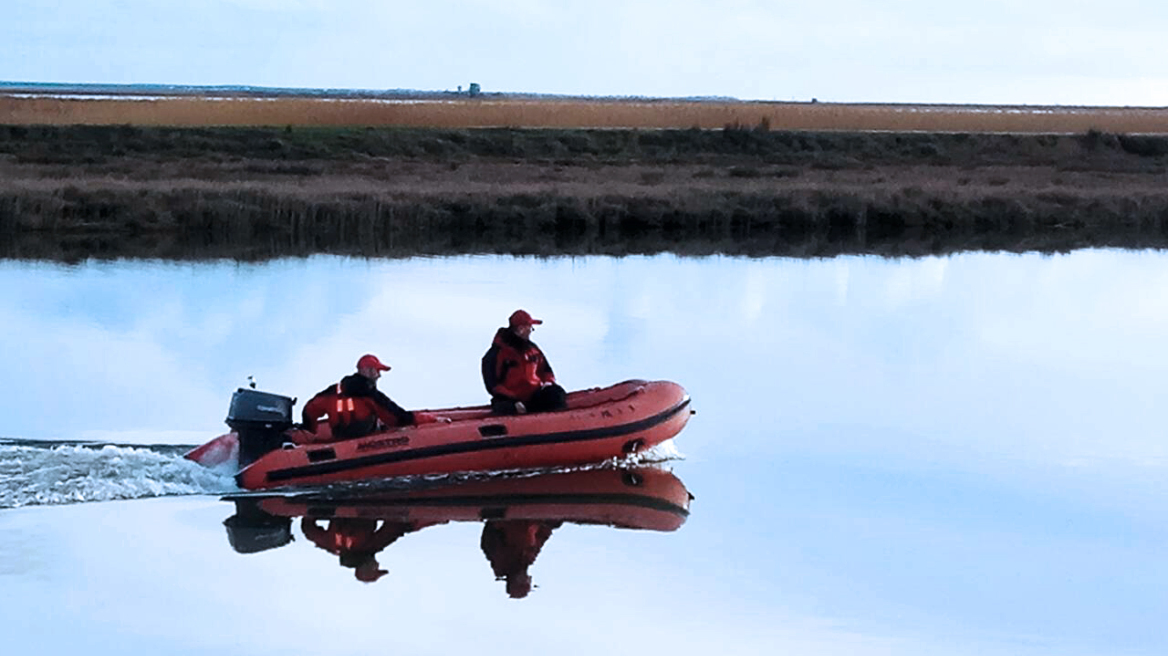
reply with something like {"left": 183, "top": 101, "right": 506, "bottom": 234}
{"left": 3, "top": 123, "right": 1168, "bottom": 261}
{"left": 4, "top": 95, "right": 1168, "bottom": 134}
{"left": 5, "top": 166, "right": 1168, "bottom": 261}
{"left": 6, "top": 190, "right": 1168, "bottom": 262}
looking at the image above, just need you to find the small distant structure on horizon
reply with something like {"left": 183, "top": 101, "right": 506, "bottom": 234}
{"left": 450, "top": 83, "right": 480, "bottom": 97}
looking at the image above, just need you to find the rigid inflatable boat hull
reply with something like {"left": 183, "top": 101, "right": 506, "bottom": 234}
{"left": 240, "top": 466, "right": 691, "bottom": 533}
{"left": 221, "top": 379, "right": 690, "bottom": 490}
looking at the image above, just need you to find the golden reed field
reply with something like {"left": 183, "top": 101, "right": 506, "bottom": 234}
{"left": 3, "top": 94, "right": 1168, "bottom": 133}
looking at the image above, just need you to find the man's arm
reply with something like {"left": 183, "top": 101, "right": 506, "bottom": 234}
{"left": 300, "top": 391, "right": 331, "bottom": 431}
{"left": 300, "top": 517, "right": 330, "bottom": 549}
{"left": 482, "top": 345, "right": 504, "bottom": 394}
{"left": 484, "top": 346, "right": 523, "bottom": 398}
{"left": 536, "top": 347, "right": 556, "bottom": 384}
{"left": 373, "top": 390, "right": 416, "bottom": 427}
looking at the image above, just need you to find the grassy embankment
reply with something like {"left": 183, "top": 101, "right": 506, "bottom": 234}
{"left": 5, "top": 94, "right": 1168, "bottom": 132}
{"left": 2, "top": 95, "right": 1168, "bottom": 260}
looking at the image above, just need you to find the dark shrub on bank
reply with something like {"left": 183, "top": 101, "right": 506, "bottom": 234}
{"left": 1118, "top": 135, "right": 1168, "bottom": 157}
{"left": 4, "top": 124, "right": 1164, "bottom": 170}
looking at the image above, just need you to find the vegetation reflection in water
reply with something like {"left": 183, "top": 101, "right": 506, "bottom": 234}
{"left": 221, "top": 465, "right": 692, "bottom": 597}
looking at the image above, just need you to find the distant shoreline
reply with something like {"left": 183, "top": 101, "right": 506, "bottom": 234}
{"left": 1, "top": 82, "right": 745, "bottom": 103}
{"left": 3, "top": 81, "right": 1164, "bottom": 109}
{"left": 2, "top": 122, "right": 1168, "bottom": 262}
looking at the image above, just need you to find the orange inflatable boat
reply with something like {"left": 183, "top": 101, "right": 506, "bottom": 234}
{"left": 226, "top": 465, "right": 692, "bottom": 538}
{"left": 219, "top": 466, "right": 693, "bottom": 597}
{"left": 186, "top": 379, "right": 692, "bottom": 490}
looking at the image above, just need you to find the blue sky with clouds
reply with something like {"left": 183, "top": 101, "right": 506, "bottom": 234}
{"left": 5, "top": 0, "right": 1168, "bottom": 105}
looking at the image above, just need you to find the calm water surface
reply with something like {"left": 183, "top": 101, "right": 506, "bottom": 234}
{"left": 1, "top": 251, "right": 1166, "bottom": 655}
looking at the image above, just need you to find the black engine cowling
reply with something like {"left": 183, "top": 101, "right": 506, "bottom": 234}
{"left": 223, "top": 499, "right": 293, "bottom": 554}
{"left": 226, "top": 388, "right": 294, "bottom": 467}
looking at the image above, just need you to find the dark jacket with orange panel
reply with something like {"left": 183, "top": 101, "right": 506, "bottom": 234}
{"left": 301, "top": 373, "right": 416, "bottom": 439}
{"left": 301, "top": 517, "right": 416, "bottom": 557}
{"left": 480, "top": 519, "right": 562, "bottom": 579}
{"left": 481, "top": 328, "right": 556, "bottom": 403}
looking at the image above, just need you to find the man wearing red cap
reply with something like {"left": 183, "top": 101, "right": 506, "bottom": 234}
{"left": 301, "top": 353, "right": 441, "bottom": 440}
{"left": 480, "top": 518, "right": 563, "bottom": 598}
{"left": 301, "top": 516, "right": 437, "bottom": 584}
{"left": 481, "top": 310, "right": 567, "bottom": 415}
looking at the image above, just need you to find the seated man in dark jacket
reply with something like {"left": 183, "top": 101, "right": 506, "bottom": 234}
{"left": 481, "top": 310, "right": 567, "bottom": 415}
{"left": 480, "top": 518, "right": 563, "bottom": 598}
{"left": 302, "top": 353, "right": 442, "bottom": 440}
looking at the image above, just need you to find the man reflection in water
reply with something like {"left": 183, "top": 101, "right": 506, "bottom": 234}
{"left": 301, "top": 516, "right": 434, "bottom": 583}
{"left": 480, "top": 519, "right": 564, "bottom": 598}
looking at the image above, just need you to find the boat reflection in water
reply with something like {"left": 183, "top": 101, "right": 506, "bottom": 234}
{"left": 221, "top": 465, "right": 692, "bottom": 597}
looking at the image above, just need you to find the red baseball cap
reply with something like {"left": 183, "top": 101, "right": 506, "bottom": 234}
{"left": 506, "top": 573, "right": 533, "bottom": 598}
{"left": 509, "top": 309, "right": 543, "bottom": 327}
{"left": 355, "top": 561, "right": 389, "bottom": 583}
{"left": 356, "top": 354, "right": 391, "bottom": 371}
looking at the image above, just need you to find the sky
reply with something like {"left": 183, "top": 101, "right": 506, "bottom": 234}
{"left": 4, "top": 0, "right": 1168, "bottom": 106}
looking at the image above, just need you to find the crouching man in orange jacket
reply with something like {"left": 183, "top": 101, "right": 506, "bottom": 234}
{"left": 301, "top": 353, "right": 447, "bottom": 442}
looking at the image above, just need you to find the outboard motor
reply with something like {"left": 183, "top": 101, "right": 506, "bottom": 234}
{"left": 223, "top": 499, "right": 293, "bottom": 554}
{"left": 226, "top": 388, "right": 295, "bottom": 467}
